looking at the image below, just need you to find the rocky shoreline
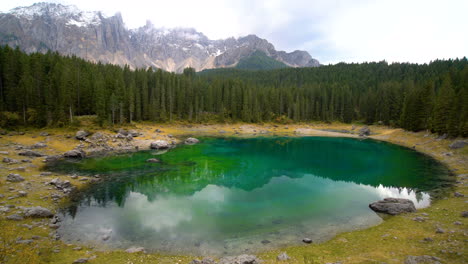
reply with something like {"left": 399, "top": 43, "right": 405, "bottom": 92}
{"left": 0, "top": 123, "right": 466, "bottom": 264}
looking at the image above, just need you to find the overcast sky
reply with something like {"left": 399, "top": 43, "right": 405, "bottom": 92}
{"left": 1, "top": 0, "right": 467, "bottom": 64}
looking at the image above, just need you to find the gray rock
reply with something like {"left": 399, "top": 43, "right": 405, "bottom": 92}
{"left": 49, "top": 178, "right": 73, "bottom": 192}
{"left": 369, "top": 198, "right": 416, "bottom": 215}
{"left": 63, "top": 149, "right": 86, "bottom": 158}
{"left": 44, "top": 155, "right": 62, "bottom": 163}
{"left": 2, "top": 157, "right": 19, "bottom": 164}
{"left": 150, "top": 140, "right": 170, "bottom": 149}
{"left": 75, "top": 130, "right": 90, "bottom": 140}
{"left": 218, "top": 254, "right": 261, "bottom": 264}
{"left": 449, "top": 140, "right": 467, "bottom": 149}
{"left": 73, "top": 258, "right": 88, "bottom": 264}
{"left": 146, "top": 158, "right": 160, "bottom": 163}
{"left": 190, "top": 258, "right": 216, "bottom": 264}
{"left": 0, "top": 151, "right": 9, "bottom": 155}
{"left": 18, "top": 150, "right": 45, "bottom": 157}
{"left": 40, "top": 172, "right": 53, "bottom": 176}
{"left": 461, "top": 211, "right": 468, "bottom": 218}
{"left": 6, "top": 173, "right": 25, "bottom": 182}
{"left": 6, "top": 214, "right": 24, "bottom": 221}
{"left": 302, "top": 238, "right": 313, "bottom": 244}
{"left": 277, "top": 252, "right": 290, "bottom": 261}
{"left": 39, "top": 132, "right": 49, "bottom": 136}
{"left": 90, "top": 132, "right": 104, "bottom": 140}
{"left": 359, "top": 126, "right": 371, "bottom": 136}
{"left": 404, "top": 255, "right": 441, "bottom": 264}
{"left": 31, "top": 142, "right": 47, "bottom": 149}
{"left": 125, "top": 247, "right": 146, "bottom": 253}
{"left": 17, "top": 191, "right": 27, "bottom": 197}
{"left": 435, "top": 227, "right": 445, "bottom": 234}
{"left": 454, "top": 192, "right": 464, "bottom": 197}
{"left": 129, "top": 130, "right": 139, "bottom": 137}
{"left": 412, "top": 217, "right": 428, "bottom": 222}
{"left": 185, "top": 137, "right": 200, "bottom": 145}
{"left": 16, "top": 239, "right": 33, "bottom": 244}
{"left": 23, "top": 206, "right": 54, "bottom": 218}
{"left": 453, "top": 221, "right": 462, "bottom": 225}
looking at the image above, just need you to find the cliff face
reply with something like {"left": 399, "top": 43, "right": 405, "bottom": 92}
{"left": 0, "top": 3, "right": 320, "bottom": 72}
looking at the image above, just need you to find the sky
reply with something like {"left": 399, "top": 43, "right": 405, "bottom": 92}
{"left": 1, "top": 0, "right": 467, "bottom": 64}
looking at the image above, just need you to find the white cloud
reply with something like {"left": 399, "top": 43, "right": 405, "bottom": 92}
{"left": 1, "top": 0, "right": 466, "bottom": 64}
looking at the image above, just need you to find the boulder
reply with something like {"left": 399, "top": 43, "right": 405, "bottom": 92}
{"left": 369, "top": 198, "right": 416, "bottom": 215}
{"left": 117, "top": 128, "right": 129, "bottom": 136}
{"left": 150, "top": 140, "right": 170, "bottom": 149}
{"left": 63, "top": 149, "right": 86, "bottom": 158}
{"left": 190, "top": 258, "right": 216, "bottom": 264}
{"left": 44, "top": 155, "right": 63, "bottom": 163}
{"left": 39, "top": 132, "right": 49, "bottom": 136}
{"left": 49, "top": 178, "right": 74, "bottom": 193}
{"left": 359, "top": 126, "right": 371, "bottom": 136}
{"left": 404, "top": 255, "right": 441, "bottom": 264}
{"left": 6, "top": 173, "right": 25, "bottom": 182}
{"left": 218, "top": 255, "right": 261, "bottom": 264}
{"left": 23, "top": 206, "right": 54, "bottom": 218}
{"left": 6, "top": 214, "right": 24, "bottom": 221}
{"left": 302, "top": 238, "right": 313, "bottom": 244}
{"left": 125, "top": 247, "right": 146, "bottom": 253}
{"left": 146, "top": 158, "right": 160, "bottom": 163}
{"left": 277, "top": 252, "right": 290, "bottom": 261}
{"left": 449, "top": 140, "right": 466, "bottom": 149}
{"left": 75, "top": 130, "right": 90, "bottom": 140}
{"left": 128, "top": 130, "right": 139, "bottom": 137}
{"left": 185, "top": 137, "right": 200, "bottom": 145}
{"left": 90, "top": 132, "right": 104, "bottom": 140}
{"left": 18, "top": 150, "right": 45, "bottom": 157}
{"left": 31, "top": 142, "right": 47, "bottom": 149}
{"left": 3, "top": 157, "right": 19, "bottom": 164}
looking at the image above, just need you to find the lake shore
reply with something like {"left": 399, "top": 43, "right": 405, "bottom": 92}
{"left": 0, "top": 122, "right": 466, "bottom": 264}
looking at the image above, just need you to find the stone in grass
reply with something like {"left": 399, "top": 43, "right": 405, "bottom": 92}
{"left": 461, "top": 211, "right": 468, "bottom": 218}
{"left": 6, "top": 214, "right": 24, "bottom": 221}
{"left": 190, "top": 258, "right": 216, "bottom": 264}
{"left": 6, "top": 173, "right": 25, "bottom": 182}
{"left": 18, "top": 150, "right": 45, "bottom": 157}
{"left": 454, "top": 192, "right": 464, "bottom": 197}
{"left": 369, "top": 198, "right": 416, "bottom": 215}
{"left": 125, "top": 247, "right": 146, "bottom": 253}
{"left": 302, "top": 238, "right": 313, "bottom": 244}
{"left": 23, "top": 206, "right": 54, "bottom": 218}
{"left": 218, "top": 255, "right": 261, "bottom": 264}
{"left": 404, "top": 255, "right": 442, "bottom": 264}
{"left": 449, "top": 140, "right": 467, "bottom": 149}
{"left": 277, "top": 252, "right": 290, "bottom": 261}
{"left": 435, "top": 227, "right": 445, "bottom": 234}
{"left": 72, "top": 258, "right": 88, "bottom": 264}
{"left": 75, "top": 130, "right": 90, "bottom": 140}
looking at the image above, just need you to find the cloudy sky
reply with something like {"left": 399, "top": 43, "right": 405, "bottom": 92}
{"left": 1, "top": 0, "right": 467, "bottom": 64}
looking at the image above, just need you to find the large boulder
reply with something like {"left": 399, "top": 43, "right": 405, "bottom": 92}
{"left": 449, "top": 140, "right": 466, "bottom": 149}
{"left": 369, "top": 198, "right": 416, "bottom": 215}
{"left": 218, "top": 255, "right": 261, "bottom": 264}
{"left": 75, "top": 130, "right": 90, "bottom": 140}
{"left": 18, "top": 150, "right": 45, "bottom": 157}
{"left": 150, "top": 140, "right": 170, "bottom": 149}
{"left": 359, "top": 126, "right": 371, "bottom": 136}
{"left": 185, "top": 137, "right": 200, "bottom": 145}
{"left": 6, "top": 173, "right": 25, "bottom": 182}
{"left": 63, "top": 149, "right": 86, "bottom": 158}
{"left": 23, "top": 206, "right": 54, "bottom": 218}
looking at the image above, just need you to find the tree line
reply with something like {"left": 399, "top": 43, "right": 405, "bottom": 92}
{"left": 0, "top": 45, "right": 466, "bottom": 137}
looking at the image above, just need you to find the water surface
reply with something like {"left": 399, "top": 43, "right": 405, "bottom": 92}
{"left": 49, "top": 137, "right": 453, "bottom": 255}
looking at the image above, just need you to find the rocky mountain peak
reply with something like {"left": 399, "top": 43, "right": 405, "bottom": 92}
{"left": 0, "top": 2, "right": 320, "bottom": 72}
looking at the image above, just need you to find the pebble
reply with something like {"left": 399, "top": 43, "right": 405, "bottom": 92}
{"left": 302, "top": 238, "right": 313, "bottom": 244}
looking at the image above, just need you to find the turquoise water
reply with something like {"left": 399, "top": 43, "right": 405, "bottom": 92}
{"left": 50, "top": 137, "right": 453, "bottom": 255}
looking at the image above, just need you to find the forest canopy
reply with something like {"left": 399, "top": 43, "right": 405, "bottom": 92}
{"left": 0, "top": 46, "right": 466, "bottom": 137}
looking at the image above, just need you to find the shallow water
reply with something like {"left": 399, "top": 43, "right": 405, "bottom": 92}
{"left": 49, "top": 137, "right": 453, "bottom": 255}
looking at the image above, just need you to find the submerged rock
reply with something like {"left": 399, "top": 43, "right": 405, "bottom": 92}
{"left": 369, "top": 198, "right": 416, "bottom": 215}
{"left": 185, "top": 137, "right": 200, "bottom": 145}
{"left": 23, "top": 206, "right": 54, "bottom": 218}
{"left": 218, "top": 254, "right": 261, "bottom": 264}
{"left": 150, "top": 140, "right": 170, "bottom": 149}
{"left": 146, "top": 158, "right": 160, "bottom": 163}
{"left": 6, "top": 173, "right": 25, "bottom": 182}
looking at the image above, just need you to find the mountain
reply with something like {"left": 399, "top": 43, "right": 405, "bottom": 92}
{"left": 0, "top": 2, "right": 320, "bottom": 72}
{"left": 235, "top": 51, "right": 289, "bottom": 70}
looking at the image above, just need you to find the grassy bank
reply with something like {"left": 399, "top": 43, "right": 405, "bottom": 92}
{"left": 0, "top": 123, "right": 466, "bottom": 264}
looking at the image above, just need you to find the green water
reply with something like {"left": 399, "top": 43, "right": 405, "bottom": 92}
{"left": 50, "top": 137, "right": 453, "bottom": 255}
